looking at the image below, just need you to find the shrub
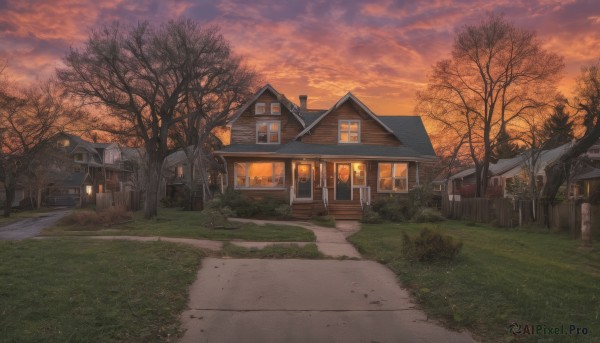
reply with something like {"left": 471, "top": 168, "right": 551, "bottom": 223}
{"left": 199, "top": 208, "right": 234, "bottom": 229}
{"left": 209, "top": 189, "right": 289, "bottom": 219}
{"left": 274, "top": 204, "right": 292, "bottom": 219}
{"left": 60, "top": 206, "right": 132, "bottom": 228}
{"left": 401, "top": 227, "right": 462, "bottom": 262}
{"left": 408, "top": 185, "right": 435, "bottom": 208}
{"left": 360, "top": 206, "right": 383, "bottom": 224}
{"left": 412, "top": 208, "right": 445, "bottom": 223}
{"left": 371, "top": 196, "right": 412, "bottom": 222}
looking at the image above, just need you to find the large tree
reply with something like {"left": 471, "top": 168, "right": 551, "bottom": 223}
{"left": 543, "top": 60, "right": 600, "bottom": 204}
{"left": 416, "top": 14, "right": 563, "bottom": 197}
{"left": 58, "top": 19, "right": 255, "bottom": 218}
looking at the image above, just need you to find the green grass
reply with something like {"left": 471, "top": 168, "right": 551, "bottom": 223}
{"left": 43, "top": 208, "right": 315, "bottom": 242}
{"left": 310, "top": 215, "right": 336, "bottom": 228}
{"left": 348, "top": 221, "right": 600, "bottom": 343}
{"left": 0, "top": 238, "right": 204, "bottom": 342}
{"left": 222, "top": 242, "right": 325, "bottom": 259}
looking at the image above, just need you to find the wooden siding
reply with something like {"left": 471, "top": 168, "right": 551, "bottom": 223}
{"left": 300, "top": 101, "right": 400, "bottom": 146}
{"left": 231, "top": 90, "right": 303, "bottom": 145}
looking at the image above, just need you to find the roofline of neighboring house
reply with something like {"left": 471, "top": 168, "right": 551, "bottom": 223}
{"left": 229, "top": 84, "right": 306, "bottom": 127}
{"left": 214, "top": 151, "right": 437, "bottom": 162}
{"left": 294, "top": 92, "right": 397, "bottom": 141}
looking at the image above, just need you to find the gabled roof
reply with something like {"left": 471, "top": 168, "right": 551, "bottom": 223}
{"left": 229, "top": 84, "right": 305, "bottom": 127}
{"left": 574, "top": 168, "right": 600, "bottom": 181}
{"left": 450, "top": 154, "right": 527, "bottom": 180}
{"left": 379, "top": 116, "right": 435, "bottom": 156}
{"left": 294, "top": 92, "right": 396, "bottom": 140}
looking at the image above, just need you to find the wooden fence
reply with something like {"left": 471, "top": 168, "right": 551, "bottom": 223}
{"left": 95, "top": 191, "right": 141, "bottom": 211}
{"left": 441, "top": 194, "right": 599, "bottom": 237}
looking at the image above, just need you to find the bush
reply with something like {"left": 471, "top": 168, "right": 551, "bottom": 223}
{"left": 412, "top": 208, "right": 445, "bottom": 223}
{"left": 401, "top": 228, "right": 462, "bottom": 262}
{"left": 311, "top": 215, "right": 336, "bottom": 227}
{"left": 360, "top": 206, "right": 383, "bottom": 224}
{"left": 371, "top": 196, "right": 412, "bottom": 222}
{"left": 274, "top": 204, "right": 292, "bottom": 219}
{"left": 408, "top": 185, "right": 435, "bottom": 208}
{"left": 208, "top": 189, "right": 290, "bottom": 219}
{"left": 60, "top": 206, "right": 132, "bottom": 228}
{"left": 199, "top": 208, "right": 234, "bottom": 229}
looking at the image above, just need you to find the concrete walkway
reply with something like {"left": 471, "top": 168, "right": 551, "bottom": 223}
{"left": 229, "top": 218, "right": 362, "bottom": 258}
{"left": 0, "top": 210, "right": 71, "bottom": 240}
{"left": 179, "top": 258, "right": 476, "bottom": 343}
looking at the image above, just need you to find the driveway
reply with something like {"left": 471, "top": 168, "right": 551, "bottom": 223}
{"left": 180, "top": 258, "right": 476, "bottom": 343}
{"left": 0, "top": 210, "right": 71, "bottom": 240}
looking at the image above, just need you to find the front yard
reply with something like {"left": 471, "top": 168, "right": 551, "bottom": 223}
{"left": 0, "top": 238, "right": 203, "bottom": 342}
{"left": 349, "top": 221, "right": 600, "bottom": 342}
{"left": 42, "top": 208, "right": 315, "bottom": 242}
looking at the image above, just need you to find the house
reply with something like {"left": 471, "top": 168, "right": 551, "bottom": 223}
{"left": 573, "top": 168, "right": 600, "bottom": 202}
{"left": 44, "top": 133, "right": 134, "bottom": 207}
{"left": 214, "top": 84, "right": 437, "bottom": 219}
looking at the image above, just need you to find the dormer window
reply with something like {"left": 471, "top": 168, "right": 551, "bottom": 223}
{"left": 338, "top": 120, "right": 360, "bottom": 143}
{"left": 271, "top": 102, "right": 281, "bottom": 115}
{"left": 257, "top": 121, "right": 280, "bottom": 144}
{"left": 255, "top": 102, "right": 266, "bottom": 115}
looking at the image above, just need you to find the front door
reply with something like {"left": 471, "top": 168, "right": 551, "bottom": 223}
{"left": 296, "top": 163, "right": 312, "bottom": 199}
{"left": 336, "top": 163, "right": 352, "bottom": 200}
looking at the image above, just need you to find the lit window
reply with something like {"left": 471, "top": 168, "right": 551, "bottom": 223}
{"left": 339, "top": 120, "right": 360, "bottom": 143}
{"left": 271, "top": 102, "right": 281, "bottom": 115}
{"left": 378, "top": 163, "right": 408, "bottom": 192}
{"left": 234, "top": 162, "right": 285, "bottom": 188}
{"left": 255, "top": 102, "right": 266, "bottom": 115}
{"left": 176, "top": 164, "right": 184, "bottom": 178}
{"left": 257, "top": 121, "right": 280, "bottom": 144}
{"left": 352, "top": 163, "right": 366, "bottom": 187}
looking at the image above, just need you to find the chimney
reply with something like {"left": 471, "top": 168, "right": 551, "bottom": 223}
{"left": 299, "top": 95, "right": 307, "bottom": 111}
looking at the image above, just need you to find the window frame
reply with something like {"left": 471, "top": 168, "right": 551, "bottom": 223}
{"left": 256, "top": 120, "right": 281, "bottom": 144}
{"left": 270, "top": 102, "right": 281, "bottom": 115}
{"left": 377, "top": 162, "right": 409, "bottom": 193}
{"left": 255, "top": 102, "right": 266, "bottom": 115}
{"left": 233, "top": 162, "right": 286, "bottom": 190}
{"left": 338, "top": 119, "right": 361, "bottom": 144}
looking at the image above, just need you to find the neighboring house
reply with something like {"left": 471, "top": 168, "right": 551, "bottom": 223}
{"left": 214, "top": 84, "right": 437, "bottom": 219}
{"left": 45, "top": 133, "right": 133, "bottom": 207}
{"left": 572, "top": 168, "right": 600, "bottom": 202}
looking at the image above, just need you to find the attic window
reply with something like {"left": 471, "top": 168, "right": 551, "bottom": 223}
{"left": 271, "top": 103, "right": 281, "bottom": 115}
{"left": 338, "top": 120, "right": 360, "bottom": 143}
{"left": 255, "top": 102, "right": 266, "bottom": 115}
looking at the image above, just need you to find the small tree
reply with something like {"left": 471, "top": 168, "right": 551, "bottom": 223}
{"left": 540, "top": 101, "right": 574, "bottom": 149}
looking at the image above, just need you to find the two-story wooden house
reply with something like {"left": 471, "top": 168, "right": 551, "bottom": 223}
{"left": 214, "top": 84, "right": 437, "bottom": 219}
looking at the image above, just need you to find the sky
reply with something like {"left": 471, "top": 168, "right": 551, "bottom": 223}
{"left": 0, "top": 0, "right": 599, "bottom": 116}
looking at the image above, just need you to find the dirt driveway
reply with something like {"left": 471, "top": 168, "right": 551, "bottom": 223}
{"left": 180, "top": 258, "right": 476, "bottom": 343}
{"left": 0, "top": 210, "right": 71, "bottom": 240}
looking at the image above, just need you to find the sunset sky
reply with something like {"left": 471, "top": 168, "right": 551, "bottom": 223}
{"left": 1, "top": 0, "right": 599, "bottom": 115}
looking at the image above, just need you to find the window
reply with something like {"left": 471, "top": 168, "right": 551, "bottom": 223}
{"left": 176, "top": 164, "right": 184, "bottom": 178}
{"left": 378, "top": 163, "right": 408, "bottom": 192}
{"left": 352, "top": 163, "right": 366, "bottom": 187}
{"left": 338, "top": 120, "right": 360, "bottom": 143}
{"left": 257, "top": 121, "right": 280, "bottom": 144}
{"left": 271, "top": 102, "right": 281, "bottom": 115}
{"left": 234, "top": 162, "right": 285, "bottom": 188}
{"left": 255, "top": 102, "right": 266, "bottom": 115}
{"left": 74, "top": 153, "right": 84, "bottom": 162}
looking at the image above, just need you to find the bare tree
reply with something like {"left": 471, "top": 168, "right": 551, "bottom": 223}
{"left": 416, "top": 14, "right": 563, "bottom": 197}
{"left": 543, "top": 60, "right": 600, "bottom": 205}
{"left": 58, "top": 19, "right": 255, "bottom": 218}
{"left": 0, "top": 78, "right": 85, "bottom": 216}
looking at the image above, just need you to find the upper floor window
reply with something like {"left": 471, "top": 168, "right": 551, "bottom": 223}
{"left": 378, "top": 163, "right": 408, "bottom": 193}
{"left": 338, "top": 120, "right": 360, "bottom": 143}
{"left": 257, "top": 121, "right": 280, "bottom": 144}
{"left": 74, "top": 153, "right": 85, "bottom": 162}
{"left": 176, "top": 164, "right": 184, "bottom": 178}
{"left": 255, "top": 102, "right": 266, "bottom": 115}
{"left": 271, "top": 102, "right": 281, "bottom": 115}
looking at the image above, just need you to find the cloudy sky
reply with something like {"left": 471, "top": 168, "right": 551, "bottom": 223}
{"left": 1, "top": 0, "right": 599, "bottom": 115}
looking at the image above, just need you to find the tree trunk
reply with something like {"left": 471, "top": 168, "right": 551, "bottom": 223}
{"left": 3, "top": 171, "right": 15, "bottom": 218}
{"left": 144, "top": 159, "right": 161, "bottom": 219}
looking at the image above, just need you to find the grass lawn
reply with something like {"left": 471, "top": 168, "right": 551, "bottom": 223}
{"left": 349, "top": 221, "right": 600, "bottom": 343}
{"left": 222, "top": 242, "right": 325, "bottom": 259}
{"left": 0, "top": 238, "right": 204, "bottom": 342}
{"left": 43, "top": 208, "right": 315, "bottom": 242}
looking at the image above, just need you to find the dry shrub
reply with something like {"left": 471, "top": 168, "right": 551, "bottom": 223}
{"left": 61, "top": 206, "right": 132, "bottom": 228}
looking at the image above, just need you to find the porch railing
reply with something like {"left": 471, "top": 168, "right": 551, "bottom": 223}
{"left": 359, "top": 186, "right": 371, "bottom": 209}
{"left": 322, "top": 187, "right": 328, "bottom": 209}
{"left": 289, "top": 185, "right": 295, "bottom": 205}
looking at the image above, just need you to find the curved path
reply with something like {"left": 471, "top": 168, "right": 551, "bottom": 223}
{"left": 0, "top": 210, "right": 71, "bottom": 240}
